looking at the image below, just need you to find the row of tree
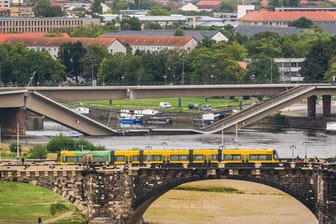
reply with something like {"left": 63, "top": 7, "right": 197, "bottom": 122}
{"left": 1, "top": 24, "right": 336, "bottom": 86}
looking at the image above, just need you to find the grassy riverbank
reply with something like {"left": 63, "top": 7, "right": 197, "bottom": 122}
{"left": 67, "top": 97, "right": 256, "bottom": 112}
{"left": 0, "top": 181, "right": 84, "bottom": 224}
{"left": 0, "top": 180, "right": 318, "bottom": 224}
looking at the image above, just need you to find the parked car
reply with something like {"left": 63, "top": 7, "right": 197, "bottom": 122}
{"left": 159, "top": 102, "right": 172, "bottom": 108}
{"left": 188, "top": 103, "right": 199, "bottom": 109}
{"left": 200, "top": 104, "right": 212, "bottom": 111}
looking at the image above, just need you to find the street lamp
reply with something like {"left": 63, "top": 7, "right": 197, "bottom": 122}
{"left": 121, "top": 75, "right": 125, "bottom": 86}
{"left": 163, "top": 75, "right": 167, "bottom": 85}
{"left": 303, "top": 141, "right": 309, "bottom": 161}
{"left": 0, "top": 126, "right": 2, "bottom": 159}
{"left": 290, "top": 145, "right": 296, "bottom": 161}
{"left": 270, "top": 58, "right": 273, "bottom": 84}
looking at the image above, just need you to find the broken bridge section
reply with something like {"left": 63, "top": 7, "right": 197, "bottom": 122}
{"left": 0, "top": 90, "right": 117, "bottom": 136}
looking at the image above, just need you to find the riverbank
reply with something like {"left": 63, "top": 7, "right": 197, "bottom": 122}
{"left": 144, "top": 179, "right": 318, "bottom": 224}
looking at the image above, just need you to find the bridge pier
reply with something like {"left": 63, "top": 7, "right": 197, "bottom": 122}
{"left": 0, "top": 108, "right": 26, "bottom": 135}
{"left": 307, "top": 95, "right": 317, "bottom": 117}
{"left": 322, "top": 95, "right": 331, "bottom": 117}
{"left": 315, "top": 168, "right": 336, "bottom": 224}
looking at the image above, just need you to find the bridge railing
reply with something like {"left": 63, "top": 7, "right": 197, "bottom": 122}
{"left": 201, "top": 85, "right": 316, "bottom": 132}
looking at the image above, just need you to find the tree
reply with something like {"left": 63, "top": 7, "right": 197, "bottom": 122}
{"left": 244, "top": 31, "right": 283, "bottom": 58}
{"left": 288, "top": 17, "right": 314, "bottom": 28}
{"left": 324, "top": 57, "right": 336, "bottom": 83}
{"left": 71, "top": 24, "right": 104, "bottom": 38}
{"left": 98, "top": 53, "right": 127, "bottom": 85}
{"left": 28, "top": 145, "right": 48, "bottom": 159}
{"left": 91, "top": 0, "right": 102, "bottom": 14}
{"left": 33, "top": 0, "right": 63, "bottom": 17}
{"left": 47, "top": 134, "right": 76, "bottom": 152}
{"left": 246, "top": 56, "right": 280, "bottom": 83}
{"left": 58, "top": 41, "right": 87, "bottom": 84}
{"left": 174, "top": 28, "right": 185, "bottom": 36}
{"left": 120, "top": 16, "right": 141, "bottom": 30}
{"left": 301, "top": 40, "right": 332, "bottom": 82}
{"left": 81, "top": 45, "right": 109, "bottom": 85}
{"left": 148, "top": 6, "right": 171, "bottom": 16}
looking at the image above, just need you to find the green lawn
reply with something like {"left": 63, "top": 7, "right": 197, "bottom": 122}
{"left": 0, "top": 181, "right": 84, "bottom": 223}
{"left": 67, "top": 97, "right": 257, "bottom": 112}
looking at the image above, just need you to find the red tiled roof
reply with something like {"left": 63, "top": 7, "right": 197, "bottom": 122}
{"left": 0, "top": 36, "right": 118, "bottom": 48}
{"left": 240, "top": 11, "right": 336, "bottom": 22}
{"left": 196, "top": 0, "right": 220, "bottom": 9}
{"left": 0, "top": 33, "right": 70, "bottom": 42}
{"left": 99, "top": 35, "right": 194, "bottom": 46}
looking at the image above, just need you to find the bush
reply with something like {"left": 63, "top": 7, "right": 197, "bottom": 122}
{"left": 9, "top": 142, "right": 21, "bottom": 153}
{"left": 47, "top": 134, "right": 75, "bottom": 152}
{"left": 28, "top": 145, "right": 48, "bottom": 159}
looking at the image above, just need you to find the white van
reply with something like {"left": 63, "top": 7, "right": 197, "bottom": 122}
{"left": 159, "top": 102, "right": 172, "bottom": 108}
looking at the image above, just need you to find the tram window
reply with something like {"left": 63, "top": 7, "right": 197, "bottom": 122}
{"left": 249, "top": 154, "right": 272, "bottom": 161}
{"left": 224, "top": 154, "right": 241, "bottom": 161}
{"left": 93, "top": 155, "right": 108, "bottom": 162}
{"left": 170, "top": 155, "right": 188, "bottom": 161}
{"left": 179, "top": 155, "right": 188, "bottom": 160}
{"left": 65, "top": 156, "right": 76, "bottom": 162}
{"left": 115, "top": 156, "right": 125, "bottom": 162}
{"left": 132, "top": 155, "right": 139, "bottom": 161}
{"left": 194, "top": 154, "right": 204, "bottom": 161}
{"left": 211, "top": 155, "right": 218, "bottom": 160}
{"left": 147, "top": 155, "right": 162, "bottom": 161}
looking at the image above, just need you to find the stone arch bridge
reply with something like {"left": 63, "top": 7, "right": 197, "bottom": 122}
{"left": 0, "top": 161, "right": 335, "bottom": 224}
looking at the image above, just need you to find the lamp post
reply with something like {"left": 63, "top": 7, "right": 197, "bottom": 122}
{"left": 290, "top": 145, "right": 296, "bottom": 161}
{"left": 303, "top": 141, "right": 309, "bottom": 161}
{"left": 181, "top": 59, "right": 184, "bottom": 85}
{"left": 270, "top": 58, "right": 273, "bottom": 84}
{"left": 163, "top": 75, "right": 167, "bottom": 85}
{"left": 16, "top": 123, "right": 20, "bottom": 159}
{"left": 0, "top": 126, "right": 2, "bottom": 159}
{"left": 121, "top": 75, "right": 124, "bottom": 86}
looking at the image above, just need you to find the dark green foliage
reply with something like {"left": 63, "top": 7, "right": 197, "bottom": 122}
{"left": 272, "top": 112, "right": 288, "bottom": 125}
{"left": 174, "top": 28, "right": 184, "bottom": 36}
{"left": 9, "top": 142, "right": 21, "bottom": 154}
{"left": 46, "top": 134, "right": 105, "bottom": 152}
{"left": 46, "top": 134, "right": 76, "bottom": 152}
{"left": 27, "top": 145, "right": 48, "bottom": 159}
{"left": 288, "top": 17, "right": 314, "bottom": 28}
{"left": 120, "top": 16, "right": 141, "bottom": 30}
{"left": 301, "top": 40, "right": 333, "bottom": 82}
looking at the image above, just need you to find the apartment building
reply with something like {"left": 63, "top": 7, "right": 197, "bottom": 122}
{"left": 0, "top": 17, "right": 100, "bottom": 33}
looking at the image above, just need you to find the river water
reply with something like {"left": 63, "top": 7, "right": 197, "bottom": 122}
{"left": 23, "top": 121, "right": 336, "bottom": 159}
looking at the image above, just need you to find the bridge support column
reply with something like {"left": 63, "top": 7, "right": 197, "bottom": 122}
{"left": 82, "top": 169, "right": 136, "bottom": 224}
{"left": 322, "top": 95, "right": 331, "bottom": 117}
{"left": 307, "top": 95, "right": 317, "bottom": 117}
{"left": 315, "top": 170, "right": 336, "bottom": 224}
{"left": 0, "top": 108, "right": 26, "bottom": 135}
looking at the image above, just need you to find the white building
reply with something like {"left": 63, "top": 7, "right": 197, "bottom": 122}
{"left": 274, "top": 58, "right": 305, "bottom": 82}
{"left": 2, "top": 37, "right": 126, "bottom": 59}
{"left": 100, "top": 35, "right": 198, "bottom": 54}
{"left": 237, "top": 4, "right": 255, "bottom": 19}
